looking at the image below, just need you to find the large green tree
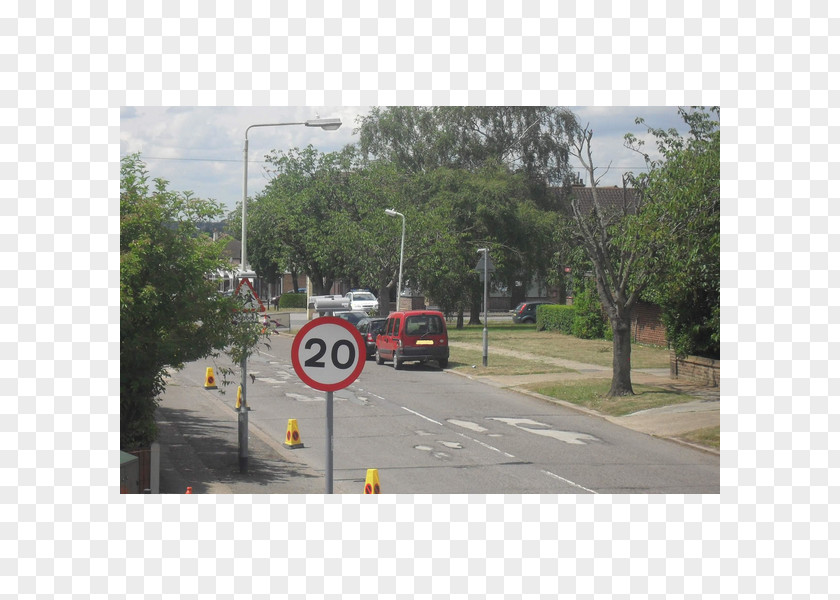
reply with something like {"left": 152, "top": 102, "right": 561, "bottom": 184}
{"left": 563, "top": 107, "right": 719, "bottom": 397}
{"left": 357, "top": 106, "right": 574, "bottom": 322}
{"left": 245, "top": 146, "right": 406, "bottom": 310}
{"left": 120, "top": 154, "right": 248, "bottom": 449}
{"left": 625, "top": 107, "right": 720, "bottom": 359}
{"left": 409, "top": 162, "right": 558, "bottom": 325}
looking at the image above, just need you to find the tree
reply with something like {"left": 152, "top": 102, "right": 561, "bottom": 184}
{"left": 563, "top": 107, "right": 720, "bottom": 396}
{"left": 357, "top": 106, "right": 577, "bottom": 194}
{"left": 120, "top": 154, "right": 249, "bottom": 449}
{"left": 246, "top": 146, "right": 406, "bottom": 311}
{"left": 624, "top": 108, "right": 720, "bottom": 359}
{"left": 565, "top": 123, "right": 647, "bottom": 396}
{"left": 358, "top": 107, "right": 573, "bottom": 324}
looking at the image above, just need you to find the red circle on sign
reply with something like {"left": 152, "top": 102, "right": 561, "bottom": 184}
{"left": 291, "top": 317, "right": 366, "bottom": 392}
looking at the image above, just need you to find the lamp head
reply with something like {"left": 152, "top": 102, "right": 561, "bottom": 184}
{"left": 305, "top": 118, "right": 342, "bottom": 131}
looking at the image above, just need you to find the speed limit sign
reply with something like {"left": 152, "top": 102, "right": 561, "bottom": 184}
{"left": 291, "top": 317, "right": 366, "bottom": 392}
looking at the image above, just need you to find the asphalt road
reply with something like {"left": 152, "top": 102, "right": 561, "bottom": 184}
{"left": 171, "top": 331, "right": 719, "bottom": 494}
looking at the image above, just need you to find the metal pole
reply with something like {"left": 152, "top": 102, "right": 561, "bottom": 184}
{"left": 238, "top": 119, "right": 341, "bottom": 476}
{"left": 238, "top": 137, "right": 250, "bottom": 474}
{"left": 482, "top": 249, "right": 489, "bottom": 367}
{"left": 326, "top": 391, "right": 333, "bottom": 493}
{"left": 238, "top": 356, "right": 249, "bottom": 473}
{"left": 397, "top": 214, "right": 405, "bottom": 310}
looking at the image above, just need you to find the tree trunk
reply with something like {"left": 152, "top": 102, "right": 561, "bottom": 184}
{"left": 378, "top": 282, "right": 391, "bottom": 317}
{"left": 608, "top": 316, "right": 634, "bottom": 397}
{"left": 456, "top": 309, "right": 465, "bottom": 329}
{"left": 468, "top": 288, "right": 482, "bottom": 325}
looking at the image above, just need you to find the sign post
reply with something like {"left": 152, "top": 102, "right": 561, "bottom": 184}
{"left": 475, "top": 249, "right": 493, "bottom": 367}
{"left": 233, "top": 275, "right": 265, "bottom": 473}
{"left": 291, "top": 317, "right": 366, "bottom": 493}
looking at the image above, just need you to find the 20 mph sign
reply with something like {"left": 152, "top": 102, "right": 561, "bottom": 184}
{"left": 291, "top": 317, "right": 366, "bottom": 392}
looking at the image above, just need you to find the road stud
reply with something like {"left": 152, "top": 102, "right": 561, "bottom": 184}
{"left": 364, "top": 469, "right": 380, "bottom": 494}
{"left": 204, "top": 367, "right": 218, "bottom": 389}
{"left": 284, "top": 419, "right": 304, "bottom": 449}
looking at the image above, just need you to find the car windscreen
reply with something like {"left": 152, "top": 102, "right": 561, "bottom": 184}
{"left": 404, "top": 315, "right": 444, "bottom": 336}
{"left": 353, "top": 293, "right": 376, "bottom": 301}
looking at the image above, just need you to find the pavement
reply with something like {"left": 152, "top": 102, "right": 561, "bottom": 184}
{"left": 154, "top": 327, "right": 719, "bottom": 494}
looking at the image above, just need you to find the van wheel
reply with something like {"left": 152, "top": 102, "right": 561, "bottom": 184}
{"left": 438, "top": 358, "right": 448, "bottom": 369}
{"left": 393, "top": 350, "right": 402, "bottom": 370}
{"left": 375, "top": 349, "right": 384, "bottom": 365}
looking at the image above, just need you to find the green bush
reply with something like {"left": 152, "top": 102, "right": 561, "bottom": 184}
{"left": 572, "top": 280, "right": 606, "bottom": 339}
{"left": 276, "top": 293, "right": 306, "bottom": 309}
{"left": 537, "top": 304, "right": 575, "bottom": 334}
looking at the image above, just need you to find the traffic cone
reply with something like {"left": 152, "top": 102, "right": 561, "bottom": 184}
{"left": 284, "top": 419, "right": 304, "bottom": 448}
{"left": 185, "top": 487, "right": 193, "bottom": 494}
{"left": 364, "top": 469, "right": 380, "bottom": 494}
{"left": 204, "top": 367, "right": 218, "bottom": 390}
{"left": 235, "top": 385, "right": 242, "bottom": 409}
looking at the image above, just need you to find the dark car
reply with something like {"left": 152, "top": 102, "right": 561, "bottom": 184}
{"left": 356, "top": 317, "right": 387, "bottom": 357}
{"left": 333, "top": 310, "right": 369, "bottom": 327}
{"left": 511, "top": 301, "right": 551, "bottom": 324}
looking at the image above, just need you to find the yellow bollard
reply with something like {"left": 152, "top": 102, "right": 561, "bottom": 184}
{"left": 204, "top": 367, "right": 218, "bottom": 390}
{"left": 364, "top": 469, "right": 380, "bottom": 494}
{"left": 284, "top": 419, "right": 304, "bottom": 448}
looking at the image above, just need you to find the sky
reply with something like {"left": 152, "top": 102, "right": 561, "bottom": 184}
{"left": 120, "top": 106, "right": 692, "bottom": 214}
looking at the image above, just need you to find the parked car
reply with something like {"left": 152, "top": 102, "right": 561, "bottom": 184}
{"left": 356, "top": 317, "right": 387, "bottom": 358}
{"left": 333, "top": 310, "right": 369, "bottom": 327}
{"left": 375, "top": 310, "right": 449, "bottom": 370}
{"left": 344, "top": 289, "right": 379, "bottom": 312}
{"left": 511, "top": 301, "right": 551, "bottom": 324}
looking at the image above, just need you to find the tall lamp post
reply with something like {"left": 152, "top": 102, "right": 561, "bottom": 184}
{"left": 385, "top": 209, "right": 405, "bottom": 311}
{"left": 237, "top": 117, "right": 342, "bottom": 473}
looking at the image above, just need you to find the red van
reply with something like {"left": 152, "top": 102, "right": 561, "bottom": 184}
{"left": 375, "top": 310, "right": 449, "bottom": 370}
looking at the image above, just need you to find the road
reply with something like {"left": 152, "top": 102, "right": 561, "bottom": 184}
{"left": 170, "top": 330, "right": 719, "bottom": 494}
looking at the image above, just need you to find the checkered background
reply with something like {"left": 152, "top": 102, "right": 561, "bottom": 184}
{"left": 1, "top": 1, "right": 836, "bottom": 598}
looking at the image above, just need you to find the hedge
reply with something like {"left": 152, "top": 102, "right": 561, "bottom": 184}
{"left": 275, "top": 293, "right": 306, "bottom": 309}
{"left": 536, "top": 304, "right": 576, "bottom": 334}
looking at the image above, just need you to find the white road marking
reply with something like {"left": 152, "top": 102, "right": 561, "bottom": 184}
{"left": 541, "top": 470, "right": 598, "bottom": 494}
{"left": 447, "top": 419, "right": 488, "bottom": 433}
{"left": 402, "top": 406, "right": 442, "bottom": 426}
{"left": 438, "top": 441, "right": 463, "bottom": 449}
{"left": 285, "top": 392, "right": 324, "bottom": 402}
{"left": 454, "top": 432, "right": 515, "bottom": 458}
{"left": 489, "top": 417, "right": 600, "bottom": 445}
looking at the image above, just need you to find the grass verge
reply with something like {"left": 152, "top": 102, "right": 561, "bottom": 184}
{"left": 446, "top": 323, "right": 670, "bottom": 369}
{"left": 676, "top": 426, "right": 720, "bottom": 451}
{"left": 523, "top": 380, "right": 696, "bottom": 417}
{"left": 448, "top": 346, "right": 573, "bottom": 377}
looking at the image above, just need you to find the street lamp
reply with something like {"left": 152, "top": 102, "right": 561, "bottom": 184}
{"left": 237, "top": 117, "right": 342, "bottom": 473}
{"left": 242, "top": 118, "right": 342, "bottom": 272}
{"left": 385, "top": 209, "right": 405, "bottom": 311}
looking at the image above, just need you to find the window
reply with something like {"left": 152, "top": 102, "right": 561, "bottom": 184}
{"left": 405, "top": 315, "right": 443, "bottom": 336}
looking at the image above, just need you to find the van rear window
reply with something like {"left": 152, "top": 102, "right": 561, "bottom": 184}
{"left": 405, "top": 315, "right": 444, "bottom": 336}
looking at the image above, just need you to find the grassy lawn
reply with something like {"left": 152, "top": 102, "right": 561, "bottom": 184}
{"left": 448, "top": 346, "right": 574, "bottom": 377}
{"left": 523, "top": 379, "right": 696, "bottom": 417}
{"left": 446, "top": 322, "right": 671, "bottom": 369}
{"left": 677, "top": 427, "right": 720, "bottom": 450}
